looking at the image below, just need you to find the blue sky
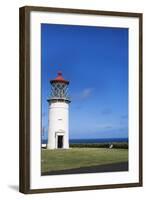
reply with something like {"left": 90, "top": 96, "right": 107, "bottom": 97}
{"left": 41, "top": 23, "right": 128, "bottom": 140}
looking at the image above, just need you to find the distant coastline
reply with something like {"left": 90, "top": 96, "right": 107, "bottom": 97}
{"left": 70, "top": 138, "right": 128, "bottom": 144}
{"left": 42, "top": 138, "right": 128, "bottom": 144}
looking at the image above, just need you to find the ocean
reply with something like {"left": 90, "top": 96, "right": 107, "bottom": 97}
{"left": 42, "top": 138, "right": 128, "bottom": 144}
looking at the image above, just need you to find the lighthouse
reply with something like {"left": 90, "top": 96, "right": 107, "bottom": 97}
{"left": 47, "top": 72, "right": 71, "bottom": 149}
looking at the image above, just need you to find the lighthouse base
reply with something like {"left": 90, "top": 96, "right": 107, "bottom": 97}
{"left": 47, "top": 131, "right": 69, "bottom": 149}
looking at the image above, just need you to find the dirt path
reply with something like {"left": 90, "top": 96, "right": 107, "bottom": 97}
{"left": 42, "top": 162, "right": 128, "bottom": 176}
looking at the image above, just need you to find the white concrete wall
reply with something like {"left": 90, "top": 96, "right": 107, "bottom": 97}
{"left": 47, "top": 101, "right": 69, "bottom": 149}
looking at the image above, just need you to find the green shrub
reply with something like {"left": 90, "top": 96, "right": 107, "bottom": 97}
{"left": 70, "top": 142, "right": 128, "bottom": 149}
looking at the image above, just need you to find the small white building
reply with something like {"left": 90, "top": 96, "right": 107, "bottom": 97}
{"left": 47, "top": 72, "right": 71, "bottom": 149}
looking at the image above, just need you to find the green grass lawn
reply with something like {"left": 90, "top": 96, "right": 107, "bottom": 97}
{"left": 41, "top": 148, "right": 128, "bottom": 173}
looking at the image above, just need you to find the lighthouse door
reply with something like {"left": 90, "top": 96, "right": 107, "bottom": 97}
{"left": 57, "top": 135, "right": 63, "bottom": 148}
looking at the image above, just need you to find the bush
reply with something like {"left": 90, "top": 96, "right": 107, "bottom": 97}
{"left": 70, "top": 142, "right": 128, "bottom": 149}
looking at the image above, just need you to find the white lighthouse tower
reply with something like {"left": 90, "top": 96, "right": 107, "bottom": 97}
{"left": 47, "top": 72, "right": 71, "bottom": 149}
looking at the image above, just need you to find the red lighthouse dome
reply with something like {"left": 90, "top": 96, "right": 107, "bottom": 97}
{"left": 50, "top": 71, "right": 69, "bottom": 84}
